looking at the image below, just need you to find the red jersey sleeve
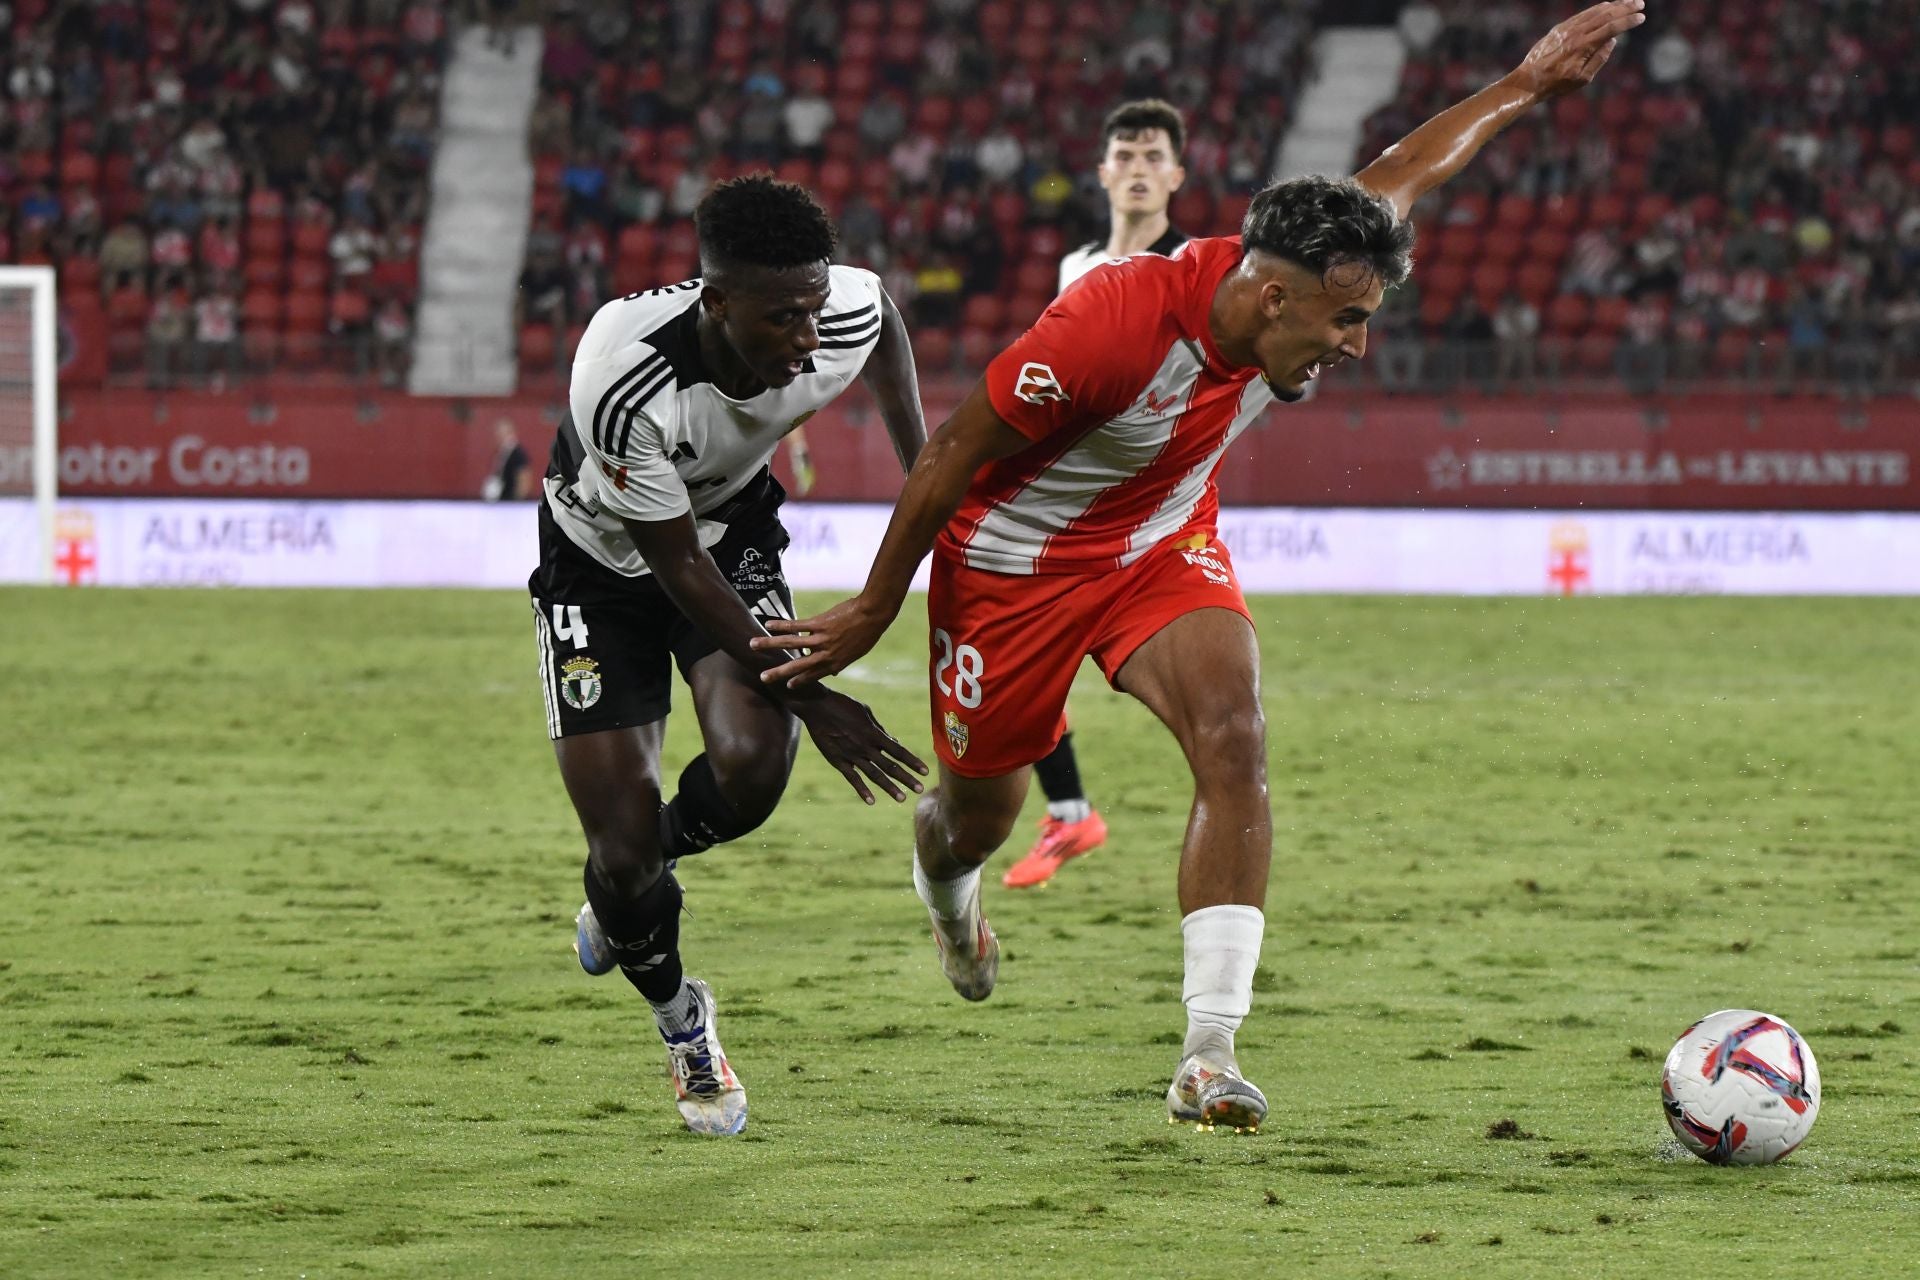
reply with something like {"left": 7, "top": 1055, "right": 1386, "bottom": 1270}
{"left": 983, "top": 263, "right": 1168, "bottom": 443}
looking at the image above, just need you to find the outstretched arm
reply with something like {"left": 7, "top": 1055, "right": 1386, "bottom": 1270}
{"left": 1355, "top": 0, "right": 1645, "bottom": 219}
{"left": 859, "top": 288, "right": 930, "bottom": 472}
{"left": 748, "top": 381, "right": 1031, "bottom": 685}
{"left": 623, "top": 512, "right": 927, "bottom": 803}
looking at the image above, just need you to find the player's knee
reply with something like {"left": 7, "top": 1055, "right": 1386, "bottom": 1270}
{"left": 1188, "top": 705, "right": 1268, "bottom": 793}
{"left": 587, "top": 828, "right": 668, "bottom": 900}
{"left": 929, "top": 786, "right": 1021, "bottom": 863}
{"left": 706, "top": 733, "right": 794, "bottom": 826}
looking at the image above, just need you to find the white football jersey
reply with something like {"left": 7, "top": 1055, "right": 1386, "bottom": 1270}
{"left": 544, "top": 265, "right": 884, "bottom": 577}
{"left": 1057, "top": 224, "right": 1189, "bottom": 293}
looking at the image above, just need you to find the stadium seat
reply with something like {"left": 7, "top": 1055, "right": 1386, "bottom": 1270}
{"left": 519, "top": 323, "right": 557, "bottom": 372}
{"left": 1545, "top": 294, "right": 1590, "bottom": 335}
{"left": 961, "top": 295, "right": 1006, "bottom": 331}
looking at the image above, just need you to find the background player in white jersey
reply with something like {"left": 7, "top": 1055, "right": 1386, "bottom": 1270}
{"left": 531, "top": 176, "right": 930, "bottom": 1136}
{"left": 751, "top": 3, "right": 1645, "bottom": 1131}
{"left": 1004, "top": 99, "right": 1192, "bottom": 892}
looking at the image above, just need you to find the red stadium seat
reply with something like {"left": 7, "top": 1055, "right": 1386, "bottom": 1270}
{"left": 1586, "top": 193, "right": 1629, "bottom": 229}
{"left": 289, "top": 258, "right": 330, "bottom": 291}
{"left": 1526, "top": 226, "right": 1571, "bottom": 264}
{"left": 1013, "top": 259, "right": 1054, "bottom": 296}
{"left": 1545, "top": 294, "right": 1590, "bottom": 335}
{"left": 1515, "top": 262, "right": 1559, "bottom": 305}
{"left": 961, "top": 295, "right": 1005, "bottom": 331}
{"left": 912, "top": 328, "right": 953, "bottom": 371}
{"left": 1435, "top": 226, "right": 1481, "bottom": 261}
{"left": 1424, "top": 261, "right": 1470, "bottom": 299}
{"left": 244, "top": 258, "right": 285, "bottom": 289}
{"left": 1493, "top": 194, "right": 1535, "bottom": 229}
{"left": 1470, "top": 262, "right": 1512, "bottom": 303}
{"left": 1539, "top": 194, "right": 1583, "bottom": 230}
{"left": 1480, "top": 232, "right": 1524, "bottom": 264}
{"left": 1588, "top": 296, "right": 1630, "bottom": 336}
{"left": 959, "top": 326, "right": 998, "bottom": 370}
{"left": 242, "top": 289, "right": 283, "bottom": 329}
{"left": 519, "top": 323, "right": 556, "bottom": 371}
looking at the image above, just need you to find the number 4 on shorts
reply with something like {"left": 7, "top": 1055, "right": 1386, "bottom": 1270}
{"left": 553, "top": 604, "right": 590, "bottom": 650}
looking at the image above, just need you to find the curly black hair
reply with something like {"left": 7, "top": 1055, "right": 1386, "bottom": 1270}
{"left": 695, "top": 173, "right": 837, "bottom": 278}
{"left": 1241, "top": 175, "right": 1414, "bottom": 289}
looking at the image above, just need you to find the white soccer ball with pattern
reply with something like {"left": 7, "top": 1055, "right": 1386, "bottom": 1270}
{"left": 1661, "top": 1009, "right": 1820, "bottom": 1165}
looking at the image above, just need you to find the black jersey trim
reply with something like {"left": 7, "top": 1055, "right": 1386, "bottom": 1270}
{"left": 818, "top": 302, "right": 876, "bottom": 331}
{"left": 612, "top": 363, "right": 677, "bottom": 458}
{"left": 592, "top": 353, "right": 667, "bottom": 452}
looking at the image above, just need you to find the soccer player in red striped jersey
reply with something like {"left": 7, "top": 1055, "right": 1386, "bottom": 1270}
{"left": 755, "top": 2, "right": 1645, "bottom": 1129}
{"left": 1007, "top": 99, "right": 1192, "bottom": 892}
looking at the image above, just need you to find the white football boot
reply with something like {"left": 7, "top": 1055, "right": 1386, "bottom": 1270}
{"left": 1167, "top": 1053, "right": 1268, "bottom": 1133}
{"left": 929, "top": 910, "right": 1000, "bottom": 1002}
{"left": 662, "top": 978, "right": 748, "bottom": 1136}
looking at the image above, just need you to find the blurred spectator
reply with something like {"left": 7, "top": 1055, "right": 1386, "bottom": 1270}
{"left": 193, "top": 288, "right": 242, "bottom": 389}
{"left": 1616, "top": 297, "right": 1670, "bottom": 396}
{"left": 913, "top": 257, "right": 964, "bottom": 327}
{"left": 374, "top": 295, "right": 413, "bottom": 387}
{"left": 1492, "top": 292, "right": 1540, "bottom": 391}
{"left": 99, "top": 222, "right": 150, "bottom": 289}
{"left": 1440, "top": 294, "right": 1494, "bottom": 391}
{"left": 483, "top": 419, "right": 536, "bottom": 501}
{"left": 145, "top": 282, "right": 192, "bottom": 389}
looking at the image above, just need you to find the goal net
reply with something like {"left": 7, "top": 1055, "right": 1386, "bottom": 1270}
{"left": 0, "top": 266, "right": 57, "bottom": 584}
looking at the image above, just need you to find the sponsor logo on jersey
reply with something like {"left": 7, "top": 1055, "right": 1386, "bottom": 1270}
{"left": 1144, "top": 388, "right": 1179, "bottom": 415}
{"left": 943, "top": 710, "right": 970, "bottom": 760}
{"left": 1013, "top": 362, "right": 1069, "bottom": 406}
{"left": 560, "top": 657, "right": 603, "bottom": 710}
{"left": 599, "top": 460, "right": 629, "bottom": 491}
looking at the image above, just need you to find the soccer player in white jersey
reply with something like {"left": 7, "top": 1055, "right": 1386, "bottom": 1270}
{"left": 531, "top": 176, "right": 930, "bottom": 1136}
{"left": 1004, "top": 99, "right": 1192, "bottom": 891}
{"left": 753, "top": 3, "right": 1644, "bottom": 1131}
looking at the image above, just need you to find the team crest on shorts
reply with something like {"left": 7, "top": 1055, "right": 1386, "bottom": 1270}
{"left": 943, "top": 710, "right": 970, "bottom": 760}
{"left": 560, "top": 657, "right": 603, "bottom": 710}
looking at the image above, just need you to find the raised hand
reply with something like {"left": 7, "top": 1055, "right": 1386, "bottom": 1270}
{"left": 791, "top": 688, "right": 929, "bottom": 805}
{"left": 1512, "top": 0, "right": 1647, "bottom": 102}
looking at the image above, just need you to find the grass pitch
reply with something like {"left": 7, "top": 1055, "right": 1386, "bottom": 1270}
{"left": 2, "top": 587, "right": 1918, "bottom": 1278}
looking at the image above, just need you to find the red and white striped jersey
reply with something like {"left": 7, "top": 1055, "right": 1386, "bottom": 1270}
{"left": 942, "top": 236, "right": 1275, "bottom": 575}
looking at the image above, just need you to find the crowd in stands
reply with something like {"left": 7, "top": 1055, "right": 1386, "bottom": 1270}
{"left": 523, "top": 0, "right": 1315, "bottom": 376}
{"left": 526, "top": 0, "right": 1920, "bottom": 397}
{"left": 1, "top": 0, "right": 452, "bottom": 388}
{"left": 11, "top": 0, "right": 1920, "bottom": 398}
{"left": 1363, "top": 0, "right": 1920, "bottom": 396}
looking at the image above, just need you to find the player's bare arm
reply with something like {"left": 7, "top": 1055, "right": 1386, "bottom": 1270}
{"left": 749, "top": 382, "right": 1029, "bottom": 686}
{"left": 859, "top": 288, "right": 929, "bottom": 472}
{"left": 621, "top": 509, "right": 927, "bottom": 803}
{"left": 1354, "top": 0, "right": 1646, "bottom": 219}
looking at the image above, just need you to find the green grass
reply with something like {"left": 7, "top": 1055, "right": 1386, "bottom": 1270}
{"left": 2, "top": 588, "right": 1919, "bottom": 1278}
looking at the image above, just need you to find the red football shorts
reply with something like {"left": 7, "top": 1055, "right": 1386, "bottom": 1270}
{"left": 925, "top": 529, "right": 1253, "bottom": 778}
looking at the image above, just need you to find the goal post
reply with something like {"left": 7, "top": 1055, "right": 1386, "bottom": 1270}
{"left": 0, "top": 265, "right": 57, "bottom": 584}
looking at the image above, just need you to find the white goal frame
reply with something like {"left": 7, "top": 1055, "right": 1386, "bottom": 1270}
{"left": 0, "top": 265, "right": 57, "bottom": 583}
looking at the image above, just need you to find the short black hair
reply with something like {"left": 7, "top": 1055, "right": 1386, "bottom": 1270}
{"left": 1241, "top": 175, "right": 1414, "bottom": 289}
{"left": 695, "top": 174, "right": 837, "bottom": 277}
{"left": 1101, "top": 99, "right": 1186, "bottom": 159}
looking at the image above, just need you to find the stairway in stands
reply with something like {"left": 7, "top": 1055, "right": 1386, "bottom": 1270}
{"left": 1274, "top": 28, "right": 1407, "bottom": 178}
{"left": 409, "top": 23, "right": 544, "bottom": 396}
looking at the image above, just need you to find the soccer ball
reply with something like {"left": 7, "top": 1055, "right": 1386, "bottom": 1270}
{"left": 1661, "top": 1009, "right": 1820, "bottom": 1165}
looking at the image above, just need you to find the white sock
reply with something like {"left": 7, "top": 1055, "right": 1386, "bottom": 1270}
{"left": 912, "top": 851, "right": 982, "bottom": 942}
{"left": 649, "top": 980, "right": 703, "bottom": 1038}
{"left": 1180, "top": 904, "right": 1265, "bottom": 1063}
{"left": 1046, "top": 798, "right": 1092, "bottom": 824}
